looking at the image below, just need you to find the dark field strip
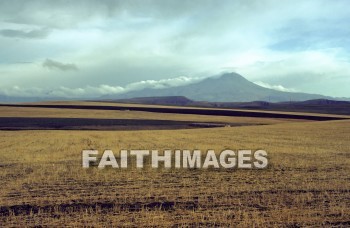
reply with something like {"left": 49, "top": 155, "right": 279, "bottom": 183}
{"left": 0, "top": 117, "right": 237, "bottom": 130}
{"left": 0, "top": 104, "right": 347, "bottom": 121}
{"left": 0, "top": 200, "right": 201, "bottom": 216}
{"left": 1, "top": 189, "right": 348, "bottom": 216}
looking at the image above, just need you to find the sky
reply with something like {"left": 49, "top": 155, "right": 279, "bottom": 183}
{"left": 1, "top": 0, "right": 350, "bottom": 98}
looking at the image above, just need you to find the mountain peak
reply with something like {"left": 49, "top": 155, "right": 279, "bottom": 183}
{"left": 220, "top": 72, "right": 243, "bottom": 77}
{"left": 217, "top": 72, "right": 246, "bottom": 80}
{"left": 211, "top": 72, "right": 251, "bottom": 84}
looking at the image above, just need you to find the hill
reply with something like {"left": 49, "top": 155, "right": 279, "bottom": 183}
{"left": 105, "top": 97, "right": 350, "bottom": 115}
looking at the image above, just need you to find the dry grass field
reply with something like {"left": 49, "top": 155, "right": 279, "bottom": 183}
{"left": 0, "top": 103, "right": 349, "bottom": 226}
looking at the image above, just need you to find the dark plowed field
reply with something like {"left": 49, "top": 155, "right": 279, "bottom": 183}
{"left": 0, "top": 104, "right": 345, "bottom": 121}
{"left": 0, "top": 117, "right": 242, "bottom": 130}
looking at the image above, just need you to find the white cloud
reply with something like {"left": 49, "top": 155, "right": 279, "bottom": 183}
{"left": 0, "top": 76, "right": 203, "bottom": 98}
{"left": 254, "top": 81, "right": 297, "bottom": 92}
{"left": 125, "top": 76, "right": 203, "bottom": 90}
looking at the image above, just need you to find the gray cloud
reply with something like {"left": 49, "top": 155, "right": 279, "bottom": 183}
{"left": 0, "top": 0, "right": 228, "bottom": 28}
{"left": 42, "top": 59, "right": 78, "bottom": 71}
{"left": 0, "top": 28, "right": 50, "bottom": 39}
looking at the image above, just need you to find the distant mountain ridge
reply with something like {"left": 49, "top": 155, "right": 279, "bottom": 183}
{"left": 106, "top": 96, "right": 350, "bottom": 115}
{"left": 103, "top": 72, "right": 334, "bottom": 102}
{"left": 0, "top": 94, "right": 71, "bottom": 103}
{"left": 0, "top": 94, "right": 45, "bottom": 103}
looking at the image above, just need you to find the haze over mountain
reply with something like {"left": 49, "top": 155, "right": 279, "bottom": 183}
{"left": 103, "top": 73, "right": 332, "bottom": 102}
{"left": 0, "top": 94, "right": 69, "bottom": 103}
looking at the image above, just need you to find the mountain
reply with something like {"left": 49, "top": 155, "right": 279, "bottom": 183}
{"left": 1, "top": 72, "right": 346, "bottom": 103}
{"left": 103, "top": 72, "right": 332, "bottom": 102}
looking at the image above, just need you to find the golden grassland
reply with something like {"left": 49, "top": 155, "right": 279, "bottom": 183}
{"left": 0, "top": 105, "right": 349, "bottom": 226}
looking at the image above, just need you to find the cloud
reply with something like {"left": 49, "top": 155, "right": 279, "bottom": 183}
{"left": 0, "top": 1, "right": 243, "bottom": 29}
{"left": 254, "top": 81, "right": 297, "bottom": 92}
{"left": 0, "top": 28, "right": 50, "bottom": 39}
{"left": 42, "top": 59, "right": 78, "bottom": 71}
{"left": 0, "top": 75, "right": 203, "bottom": 98}
{"left": 45, "top": 76, "right": 202, "bottom": 97}
{"left": 125, "top": 76, "right": 203, "bottom": 91}
{"left": 1, "top": 0, "right": 350, "bottom": 97}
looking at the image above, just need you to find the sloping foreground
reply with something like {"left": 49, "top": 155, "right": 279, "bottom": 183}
{"left": 0, "top": 119, "right": 349, "bottom": 226}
